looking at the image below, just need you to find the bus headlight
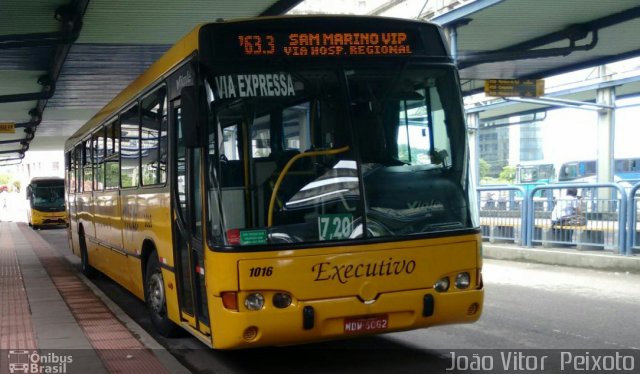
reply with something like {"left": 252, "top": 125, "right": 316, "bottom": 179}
{"left": 244, "top": 293, "right": 265, "bottom": 311}
{"left": 434, "top": 277, "right": 449, "bottom": 292}
{"left": 455, "top": 272, "right": 471, "bottom": 289}
{"left": 272, "top": 292, "right": 292, "bottom": 308}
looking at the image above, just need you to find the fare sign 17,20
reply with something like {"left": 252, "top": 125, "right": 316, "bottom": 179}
{"left": 238, "top": 32, "right": 413, "bottom": 57}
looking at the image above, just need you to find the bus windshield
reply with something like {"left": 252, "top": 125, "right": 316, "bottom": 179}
{"left": 517, "top": 164, "right": 555, "bottom": 183}
{"left": 29, "top": 182, "right": 65, "bottom": 211}
{"left": 206, "top": 64, "right": 471, "bottom": 247}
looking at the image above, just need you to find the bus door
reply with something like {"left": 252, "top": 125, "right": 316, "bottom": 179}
{"left": 171, "top": 98, "right": 210, "bottom": 333}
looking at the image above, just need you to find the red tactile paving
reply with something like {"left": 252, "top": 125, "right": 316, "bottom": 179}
{"left": 0, "top": 222, "right": 38, "bottom": 374}
{"left": 0, "top": 222, "right": 38, "bottom": 350}
{"left": 15, "top": 223, "right": 171, "bottom": 374}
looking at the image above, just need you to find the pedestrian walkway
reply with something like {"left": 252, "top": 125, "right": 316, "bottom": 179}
{"left": 0, "top": 222, "right": 189, "bottom": 374}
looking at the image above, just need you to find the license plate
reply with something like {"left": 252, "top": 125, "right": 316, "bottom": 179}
{"left": 344, "top": 315, "right": 388, "bottom": 334}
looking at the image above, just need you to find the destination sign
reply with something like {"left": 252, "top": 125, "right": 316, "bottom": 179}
{"left": 0, "top": 122, "right": 16, "bottom": 134}
{"left": 484, "top": 79, "right": 544, "bottom": 97}
{"left": 237, "top": 32, "right": 413, "bottom": 57}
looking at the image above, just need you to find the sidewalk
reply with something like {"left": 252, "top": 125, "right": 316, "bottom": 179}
{"left": 0, "top": 222, "right": 190, "bottom": 374}
{"left": 483, "top": 242, "right": 640, "bottom": 274}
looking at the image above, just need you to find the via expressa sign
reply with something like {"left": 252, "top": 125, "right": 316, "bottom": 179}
{"left": 213, "top": 73, "right": 296, "bottom": 99}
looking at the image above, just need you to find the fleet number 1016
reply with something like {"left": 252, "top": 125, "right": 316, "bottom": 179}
{"left": 249, "top": 266, "right": 273, "bottom": 277}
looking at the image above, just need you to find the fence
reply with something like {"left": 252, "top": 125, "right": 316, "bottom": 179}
{"left": 628, "top": 183, "right": 640, "bottom": 253}
{"left": 478, "top": 182, "right": 638, "bottom": 255}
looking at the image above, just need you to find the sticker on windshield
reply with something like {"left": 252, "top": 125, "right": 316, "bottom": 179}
{"left": 318, "top": 214, "right": 353, "bottom": 240}
{"left": 214, "top": 73, "right": 296, "bottom": 99}
{"left": 240, "top": 229, "right": 268, "bottom": 245}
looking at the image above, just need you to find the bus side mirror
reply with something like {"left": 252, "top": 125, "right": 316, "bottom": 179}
{"left": 180, "top": 86, "right": 207, "bottom": 148}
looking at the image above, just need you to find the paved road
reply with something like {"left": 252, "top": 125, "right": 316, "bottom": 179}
{"left": 38, "top": 228, "right": 640, "bottom": 373}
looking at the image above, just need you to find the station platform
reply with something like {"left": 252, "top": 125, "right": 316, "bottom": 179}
{"left": 0, "top": 221, "right": 189, "bottom": 374}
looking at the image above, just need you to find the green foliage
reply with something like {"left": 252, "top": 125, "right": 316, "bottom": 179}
{"left": 479, "top": 159, "right": 490, "bottom": 180}
{"left": 499, "top": 165, "right": 516, "bottom": 183}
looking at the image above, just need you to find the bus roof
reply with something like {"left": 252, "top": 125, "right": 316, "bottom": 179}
{"left": 28, "top": 177, "right": 64, "bottom": 185}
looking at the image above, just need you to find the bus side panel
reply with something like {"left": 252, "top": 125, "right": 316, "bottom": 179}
{"left": 92, "top": 191, "right": 123, "bottom": 281}
{"left": 66, "top": 192, "right": 80, "bottom": 256}
{"left": 77, "top": 191, "right": 94, "bottom": 250}
{"left": 121, "top": 189, "right": 171, "bottom": 300}
{"left": 120, "top": 190, "right": 140, "bottom": 293}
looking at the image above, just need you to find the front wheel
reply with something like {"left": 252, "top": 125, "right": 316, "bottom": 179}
{"left": 145, "top": 254, "right": 180, "bottom": 337}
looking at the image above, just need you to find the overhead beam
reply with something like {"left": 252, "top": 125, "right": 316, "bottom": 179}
{"left": 506, "top": 5, "right": 640, "bottom": 53}
{"left": 0, "top": 31, "right": 77, "bottom": 49}
{"left": 504, "top": 96, "right": 612, "bottom": 111}
{"left": 1, "top": 0, "right": 90, "bottom": 161}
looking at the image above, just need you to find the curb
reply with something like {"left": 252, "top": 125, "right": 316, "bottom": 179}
{"left": 483, "top": 244, "right": 640, "bottom": 274}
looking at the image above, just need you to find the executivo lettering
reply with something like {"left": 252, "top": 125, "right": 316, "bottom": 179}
{"left": 312, "top": 257, "right": 416, "bottom": 284}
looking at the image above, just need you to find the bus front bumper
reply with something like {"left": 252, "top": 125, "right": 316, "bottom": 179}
{"left": 210, "top": 287, "right": 483, "bottom": 349}
{"left": 31, "top": 210, "right": 68, "bottom": 227}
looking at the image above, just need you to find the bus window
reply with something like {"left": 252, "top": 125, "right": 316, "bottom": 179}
{"left": 208, "top": 66, "right": 467, "bottom": 244}
{"left": 93, "top": 128, "right": 105, "bottom": 190}
{"left": 121, "top": 105, "right": 140, "bottom": 188}
{"left": 251, "top": 114, "right": 271, "bottom": 158}
{"left": 105, "top": 121, "right": 120, "bottom": 189}
{"left": 141, "top": 86, "right": 168, "bottom": 185}
{"left": 82, "top": 139, "right": 93, "bottom": 192}
{"left": 283, "top": 102, "right": 311, "bottom": 151}
{"left": 67, "top": 151, "right": 75, "bottom": 193}
{"left": 74, "top": 146, "right": 82, "bottom": 192}
{"left": 221, "top": 124, "right": 240, "bottom": 161}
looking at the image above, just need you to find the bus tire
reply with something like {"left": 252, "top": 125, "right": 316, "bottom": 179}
{"left": 145, "top": 254, "right": 180, "bottom": 337}
{"left": 79, "top": 229, "right": 97, "bottom": 278}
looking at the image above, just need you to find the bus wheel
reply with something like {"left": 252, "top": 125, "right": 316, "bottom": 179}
{"left": 79, "top": 229, "right": 97, "bottom": 278}
{"left": 145, "top": 254, "right": 179, "bottom": 337}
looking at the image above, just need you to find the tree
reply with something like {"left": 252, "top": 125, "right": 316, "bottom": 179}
{"left": 0, "top": 173, "right": 10, "bottom": 185}
{"left": 479, "top": 159, "right": 490, "bottom": 180}
{"left": 499, "top": 165, "right": 516, "bottom": 183}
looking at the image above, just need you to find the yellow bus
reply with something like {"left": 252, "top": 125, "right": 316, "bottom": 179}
{"left": 26, "top": 177, "right": 68, "bottom": 229}
{"left": 65, "top": 16, "right": 483, "bottom": 349}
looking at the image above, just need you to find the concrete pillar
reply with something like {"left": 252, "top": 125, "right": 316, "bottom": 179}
{"left": 467, "top": 112, "right": 480, "bottom": 187}
{"left": 596, "top": 66, "right": 614, "bottom": 184}
{"left": 596, "top": 65, "right": 615, "bottom": 211}
{"left": 449, "top": 25, "right": 458, "bottom": 64}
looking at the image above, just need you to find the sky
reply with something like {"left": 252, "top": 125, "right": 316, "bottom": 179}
{"left": 540, "top": 99, "right": 640, "bottom": 164}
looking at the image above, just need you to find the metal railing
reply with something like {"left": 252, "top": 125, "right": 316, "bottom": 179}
{"left": 477, "top": 186, "right": 527, "bottom": 245}
{"left": 627, "top": 183, "right": 640, "bottom": 253}
{"left": 478, "top": 182, "right": 637, "bottom": 255}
